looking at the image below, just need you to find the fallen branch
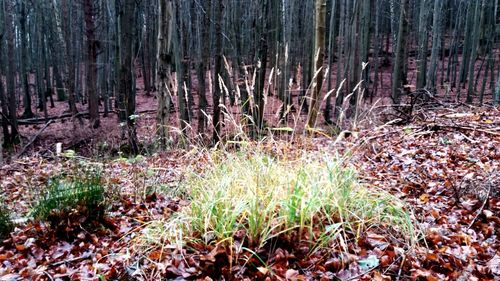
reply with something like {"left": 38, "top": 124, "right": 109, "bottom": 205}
{"left": 17, "top": 112, "right": 88, "bottom": 125}
{"left": 17, "top": 109, "right": 158, "bottom": 125}
{"left": 14, "top": 120, "right": 54, "bottom": 158}
{"left": 433, "top": 124, "right": 500, "bottom": 137}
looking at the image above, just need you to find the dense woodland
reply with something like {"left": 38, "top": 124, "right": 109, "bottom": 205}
{"left": 0, "top": 1, "right": 499, "bottom": 280}
{"left": 0, "top": 0, "right": 499, "bottom": 157}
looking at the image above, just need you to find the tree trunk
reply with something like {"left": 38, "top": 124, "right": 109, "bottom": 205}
{"left": 307, "top": 0, "right": 327, "bottom": 128}
{"left": 372, "top": 0, "right": 382, "bottom": 101}
{"left": 427, "top": 0, "right": 441, "bottom": 92}
{"left": 84, "top": 0, "right": 100, "bottom": 128}
{"left": 118, "top": 0, "right": 140, "bottom": 154}
{"left": 5, "top": 0, "right": 19, "bottom": 143}
{"left": 174, "top": 1, "right": 190, "bottom": 134}
{"left": 458, "top": 1, "right": 474, "bottom": 87}
{"left": 416, "top": 0, "right": 429, "bottom": 90}
{"left": 53, "top": 0, "right": 78, "bottom": 115}
{"left": 466, "top": 0, "right": 484, "bottom": 103}
{"left": 324, "top": 0, "right": 337, "bottom": 124}
{"left": 391, "top": 0, "right": 408, "bottom": 104}
{"left": 20, "top": 0, "right": 34, "bottom": 119}
{"left": 253, "top": 0, "right": 269, "bottom": 135}
{"left": 213, "top": 0, "right": 224, "bottom": 142}
{"left": 495, "top": 72, "right": 500, "bottom": 106}
{"left": 196, "top": 0, "right": 211, "bottom": 134}
{"left": 156, "top": 0, "right": 173, "bottom": 149}
{"left": 359, "top": 0, "right": 370, "bottom": 96}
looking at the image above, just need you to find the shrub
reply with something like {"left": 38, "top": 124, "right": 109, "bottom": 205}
{"left": 32, "top": 166, "right": 106, "bottom": 229}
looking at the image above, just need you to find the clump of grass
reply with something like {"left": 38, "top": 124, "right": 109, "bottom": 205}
{"left": 143, "top": 151, "right": 416, "bottom": 255}
{"left": 0, "top": 204, "right": 13, "bottom": 238}
{"left": 32, "top": 165, "right": 106, "bottom": 227}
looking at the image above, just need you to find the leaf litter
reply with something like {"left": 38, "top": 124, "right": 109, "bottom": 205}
{"left": 0, "top": 105, "right": 498, "bottom": 280}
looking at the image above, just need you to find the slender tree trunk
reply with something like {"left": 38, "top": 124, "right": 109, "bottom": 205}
{"left": 253, "top": 0, "right": 269, "bottom": 135}
{"left": 324, "top": 0, "right": 337, "bottom": 124}
{"left": 307, "top": 0, "right": 327, "bottom": 128}
{"left": 196, "top": 0, "right": 211, "bottom": 134}
{"left": 372, "top": 0, "right": 382, "bottom": 101}
{"left": 427, "top": 0, "right": 441, "bottom": 92}
{"left": 495, "top": 72, "right": 500, "bottom": 106}
{"left": 53, "top": 0, "right": 78, "bottom": 115}
{"left": 359, "top": 0, "right": 370, "bottom": 95}
{"left": 5, "top": 0, "right": 19, "bottom": 143}
{"left": 213, "top": 0, "right": 224, "bottom": 142}
{"left": 458, "top": 1, "right": 474, "bottom": 88}
{"left": 20, "top": 0, "right": 33, "bottom": 119}
{"left": 392, "top": 0, "right": 408, "bottom": 104}
{"left": 118, "top": 0, "right": 140, "bottom": 154}
{"left": 84, "top": 0, "right": 100, "bottom": 128}
{"left": 0, "top": 0, "right": 10, "bottom": 143}
{"left": 466, "top": 0, "right": 484, "bottom": 103}
{"left": 416, "top": 0, "right": 429, "bottom": 90}
{"left": 0, "top": 121, "right": 3, "bottom": 164}
{"left": 347, "top": 0, "right": 360, "bottom": 114}
{"left": 156, "top": 0, "right": 173, "bottom": 149}
{"left": 334, "top": 0, "right": 346, "bottom": 121}
{"left": 174, "top": 1, "right": 190, "bottom": 134}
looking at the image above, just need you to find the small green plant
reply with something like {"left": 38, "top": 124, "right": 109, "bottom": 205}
{"left": 32, "top": 166, "right": 106, "bottom": 227}
{"left": 0, "top": 204, "right": 13, "bottom": 238}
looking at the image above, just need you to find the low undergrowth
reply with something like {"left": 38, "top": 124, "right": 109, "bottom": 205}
{"left": 32, "top": 162, "right": 106, "bottom": 237}
{"left": 0, "top": 203, "right": 13, "bottom": 238}
{"left": 136, "top": 150, "right": 418, "bottom": 279}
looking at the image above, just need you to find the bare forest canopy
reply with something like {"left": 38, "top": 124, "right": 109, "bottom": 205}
{"left": 0, "top": 0, "right": 499, "bottom": 155}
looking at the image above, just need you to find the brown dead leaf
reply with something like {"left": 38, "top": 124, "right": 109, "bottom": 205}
{"left": 285, "top": 269, "right": 299, "bottom": 280}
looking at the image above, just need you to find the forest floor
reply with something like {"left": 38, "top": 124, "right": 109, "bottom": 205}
{"left": 0, "top": 100, "right": 498, "bottom": 280}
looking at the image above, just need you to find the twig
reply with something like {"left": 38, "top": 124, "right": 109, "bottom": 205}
{"left": 444, "top": 125, "right": 500, "bottom": 136}
{"left": 345, "top": 265, "right": 378, "bottom": 280}
{"left": 467, "top": 184, "right": 492, "bottom": 230}
{"left": 49, "top": 253, "right": 92, "bottom": 267}
{"left": 425, "top": 123, "right": 500, "bottom": 136}
{"left": 43, "top": 271, "right": 54, "bottom": 281}
{"left": 396, "top": 254, "right": 406, "bottom": 281}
